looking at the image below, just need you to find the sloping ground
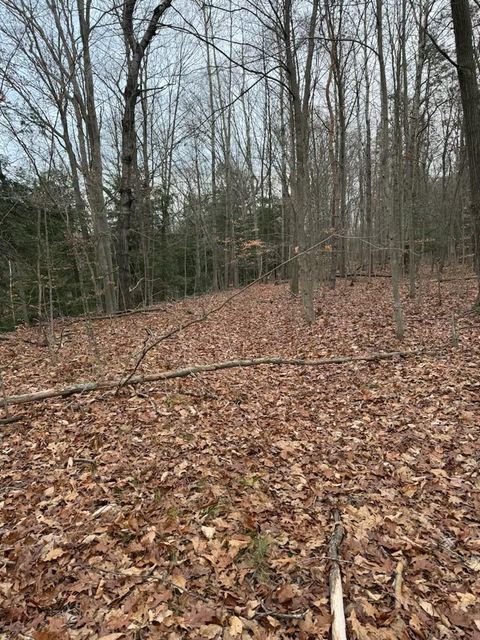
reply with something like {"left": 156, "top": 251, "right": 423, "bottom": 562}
{"left": 0, "top": 276, "right": 479, "bottom": 639}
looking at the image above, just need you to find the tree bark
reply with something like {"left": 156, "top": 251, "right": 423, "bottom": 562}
{"left": 376, "top": 0, "right": 404, "bottom": 339}
{"left": 283, "top": 0, "right": 319, "bottom": 322}
{"left": 77, "top": 0, "right": 116, "bottom": 314}
{"left": 118, "top": 0, "right": 173, "bottom": 310}
{"left": 450, "top": 0, "right": 480, "bottom": 303}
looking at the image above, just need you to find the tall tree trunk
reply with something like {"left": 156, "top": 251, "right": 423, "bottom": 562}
{"left": 405, "top": 1, "right": 429, "bottom": 299}
{"left": 283, "top": 0, "right": 319, "bottom": 322}
{"left": 450, "top": 0, "right": 480, "bottom": 303}
{"left": 203, "top": 5, "right": 220, "bottom": 290}
{"left": 326, "top": 67, "right": 339, "bottom": 288}
{"left": 74, "top": 0, "right": 117, "bottom": 313}
{"left": 118, "top": 0, "right": 173, "bottom": 310}
{"left": 365, "top": 62, "right": 373, "bottom": 276}
{"left": 376, "top": 0, "right": 404, "bottom": 339}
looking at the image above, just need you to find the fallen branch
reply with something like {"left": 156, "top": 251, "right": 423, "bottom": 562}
{"left": 340, "top": 273, "right": 478, "bottom": 282}
{"left": 341, "top": 272, "right": 392, "bottom": 278}
{"left": 433, "top": 276, "right": 478, "bottom": 283}
{"left": 254, "top": 608, "right": 307, "bottom": 620}
{"left": 0, "top": 415, "right": 25, "bottom": 425}
{"left": 64, "top": 304, "right": 168, "bottom": 324}
{"left": 120, "top": 234, "right": 336, "bottom": 387}
{"left": 329, "top": 509, "right": 347, "bottom": 640}
{"left": 0, "top": 348, "right": 422, "bottom": 408}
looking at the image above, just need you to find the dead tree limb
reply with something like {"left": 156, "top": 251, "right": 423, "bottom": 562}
{"left": 0, "top": 348, "right": 422, "bottom": 408}
{"left": 64, "top": 304, "right": 168, "bottom": 324}
{"left": 0, "top": 415, "right": 25, "bottom": 425}
{"left": 328, "top": 509, "right": 347, "bottom": 640}
{"left": 120, "top": 235, "right": 336, "bottom": 387}
{"left": 434, "top": 276, "right": 478, "bottom": 282}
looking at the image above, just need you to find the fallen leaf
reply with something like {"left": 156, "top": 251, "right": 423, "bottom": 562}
{"left": 229, "top": 615, "right": 243, "bottom": 636}
{"left": 198, "top": 624, "right": 222, "bottom": 639}
{"left": 42, "top": 547, "right": 65, "bottom": 562}
{"left": 276, "top": 583, "right": 296, "bottom": 603}
{"left": 419, "top": 601, "right": 436, "bottom": 617}
{"left": 170, "top": 572, "right": 186, "bottom": 590}
{"left": 201, "top": 526, "right": 216, "bottom": 540}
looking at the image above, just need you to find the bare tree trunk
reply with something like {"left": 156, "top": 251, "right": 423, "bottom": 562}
{"left": 376, "top": 0, "right": 404, "bottom": 339}
{"left": 405, "top": 1, "right": 429, "bottom": 299}
{"left": 363, "top": 7, "right": 373, "bottom": 277}
{"left": 450, "top": 0, "right": 480, "bottom": 304}
{"left": 325, "top": 0, "right": 347, "bottom": 280}
{"left": 326, "top": 67, "right": 339, "bottom": 288}
{"left": 202, "top": 4, "right": 220, "bottom": 290}
{"left": 283, "top": 0, "right": 319, "bottom": 322}
{"left": 118, "top": 0, "right": 173, "bottom": 310}
{"left": 77, "top": 0, "right": 116, "bottom": 314}
{"left": 139, "top": 61, "right": 153, "bottom": 307}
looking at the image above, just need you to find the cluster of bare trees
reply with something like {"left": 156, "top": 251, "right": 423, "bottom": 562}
{"left": 0, "top": 0, "right": 479, "bottom": 329}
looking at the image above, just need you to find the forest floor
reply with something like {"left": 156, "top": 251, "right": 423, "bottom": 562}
{"left": 0, "top": 271, "right": 479, "bottom": 640}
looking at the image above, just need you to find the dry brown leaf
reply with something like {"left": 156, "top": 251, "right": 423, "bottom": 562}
{"left": 170, "top": 572, "right": 187, "bottom": 590}
{"left": 201, "top": 526, "right": 216, "bottom": 540}
{"left": 141, "top": 527, "right": 156, "bottom": 545}
{"left": 456, "top": 592, "right": 476, "bottom": 610}
{"left": 198, "top": 624, "right": 222, "bottom": 639}
{"left": 228, "top": 615, "right": 243, "bottom": 636}
{"left": 466, "top": 556, "right": 480, "bottom": 572}
{"left": 349, "top": 608, "right": 370, "bottom": 639}
{"left": 276, "top": 583, "right": 296, "bottom": 603}
{"left": 42, "top": 547, "right": 65, "bottom": 562}
{"left": 419, "top": 601, "right": 436, "bottom": 617}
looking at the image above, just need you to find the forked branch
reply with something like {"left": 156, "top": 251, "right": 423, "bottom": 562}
{"left": 0, "top": 348, "right": 422, "bottom": 408}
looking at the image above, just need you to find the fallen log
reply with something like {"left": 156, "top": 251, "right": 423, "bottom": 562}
{"left": 329, "top": 509, "right": 347, "bottom": 640}
{"left": 342, "top": 272, "right": 392, "bottom": 278}
{"left": 64, "top": 304, "right": 169, "bottom": 324}
{"left": 0, "top": 415, "right": 25, "bottom": 425}
{"left": 0, "top": 348, "right": 422, "bottom": 408}
{"left": 434, "top": 276, "right": 478, "bottom": 282}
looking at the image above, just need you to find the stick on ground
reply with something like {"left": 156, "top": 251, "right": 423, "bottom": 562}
{"left": 0, "top": 415, "right": 25, "bottom": 425}
{"left": 329, "top": 509, "right": 347, "bottom": 640}
{"left": 119, "top": 235, "right": 336, "bottom": 387}
{"left": 0, "top": 349, "right": 423, "bottom": 408}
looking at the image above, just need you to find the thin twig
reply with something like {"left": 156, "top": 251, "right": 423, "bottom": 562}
{"left": 118, "top": 234, "right": 336, "bottom": 388}
{"left": 255, "top": 608, "right": 307, "bottom": 620}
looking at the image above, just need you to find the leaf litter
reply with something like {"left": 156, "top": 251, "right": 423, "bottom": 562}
{"left": 0, "top": 276, "right": 479, "bottom": 639}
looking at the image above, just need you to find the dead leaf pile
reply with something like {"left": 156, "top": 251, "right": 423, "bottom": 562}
{"left": 0, "top": 274, "right": 479, "bottom": 638}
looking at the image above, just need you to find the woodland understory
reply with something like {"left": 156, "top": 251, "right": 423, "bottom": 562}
{"left": 0, "top": 273, "right": 479, "bottom": 639}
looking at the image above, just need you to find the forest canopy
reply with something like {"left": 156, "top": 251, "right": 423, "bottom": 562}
{"left": 0, "top": 0, "right": 477, "bottom": 329}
